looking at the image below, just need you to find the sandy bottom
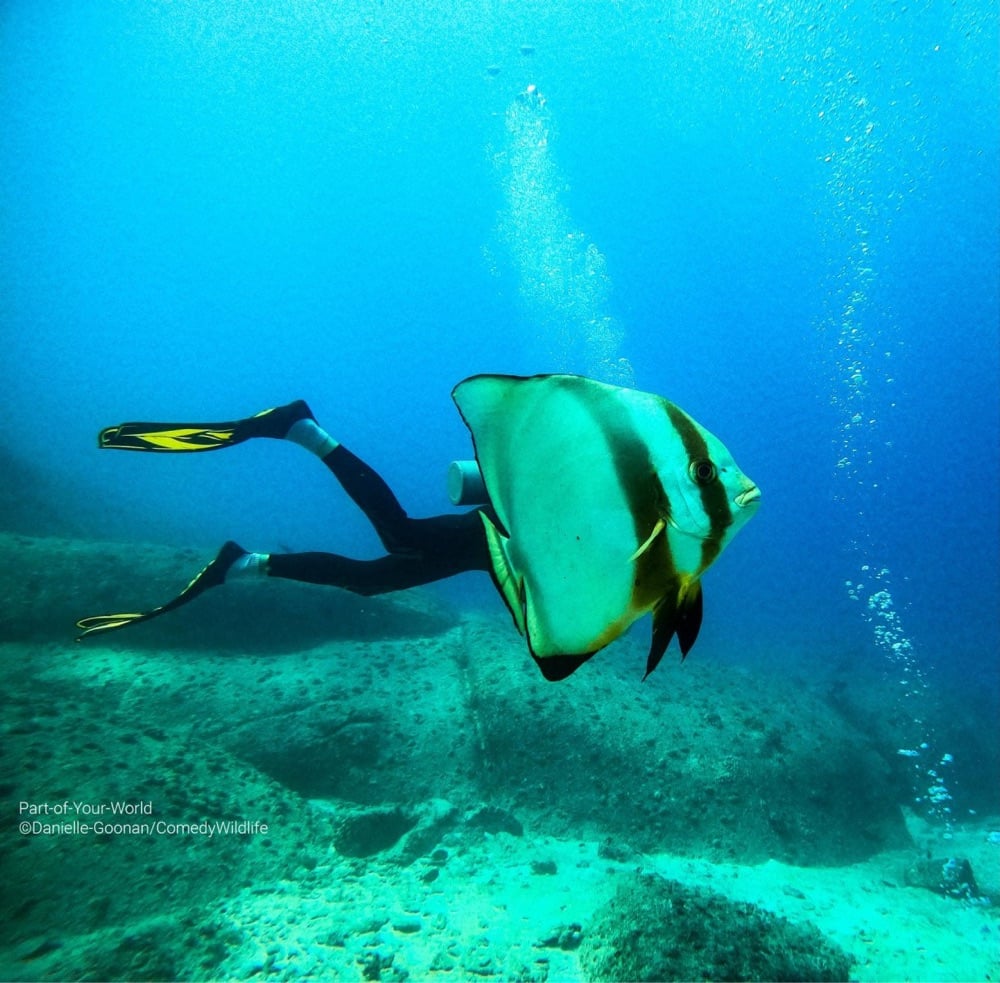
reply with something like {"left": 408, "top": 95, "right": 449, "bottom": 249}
{"left": 8, "top": 800, "right": 996, "bottom": 981}
{"left": 203, "top": 814, "right": 999, "bottom": 983}
{"left": 2, "top": 533, "right": 997, "bottom": 981}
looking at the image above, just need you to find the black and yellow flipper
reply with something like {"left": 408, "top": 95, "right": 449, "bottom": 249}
{"left": 98, "top": 400, "right": 313, "bottom": 452}
{"left": 75, "top": 541, "right": 247, "bottom": 641}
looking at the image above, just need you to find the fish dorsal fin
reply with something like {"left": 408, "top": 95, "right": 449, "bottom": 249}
{"left": 643, "top": 580, "right": 704, "bottom": 680}
{"left": 629, "top": 517, "right": 666, "bottom": 563}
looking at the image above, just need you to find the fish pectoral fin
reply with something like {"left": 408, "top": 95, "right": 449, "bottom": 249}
{"left": 628, "top": 518, "right": 666, "bottom": 563}
{"left": 642, "top": 580, "right": 704, "bottom": 680}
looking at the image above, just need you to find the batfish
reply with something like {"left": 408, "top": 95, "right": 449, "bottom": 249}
{"left": 452, "top": 373, "right": 760, "bottom": 681}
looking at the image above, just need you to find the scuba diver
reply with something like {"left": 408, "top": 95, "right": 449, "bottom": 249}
{"left": 76, "top": 398, "right": 497, "bottom": 635}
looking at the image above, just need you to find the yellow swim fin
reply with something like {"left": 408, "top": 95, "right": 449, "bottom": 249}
{"left": 97, "top": 400, "right": 314, "bottom": 452}
{"left": 75, "top": 541, "right": 248, "bottom": 640}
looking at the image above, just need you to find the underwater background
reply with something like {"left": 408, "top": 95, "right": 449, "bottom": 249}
{"left": 1, "top": 1, "right": 998, "bottom": 980}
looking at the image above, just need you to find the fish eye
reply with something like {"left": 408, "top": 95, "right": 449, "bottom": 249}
{"left": 689, "top": 459, "right": 717, "bottom": 485}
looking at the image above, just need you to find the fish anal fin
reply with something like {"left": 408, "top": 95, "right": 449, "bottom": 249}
{"left": 676, "top": 579, "right": 703, "bottom": 659}
{"left": 643, "top": 604, "right": 677, "bottom": 681}
{"left": 643, "top": 580, "right": 704, "bottom": 680}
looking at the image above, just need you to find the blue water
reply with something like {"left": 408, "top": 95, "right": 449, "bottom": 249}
{"left": 2, "top": 0, "right": 997, "bottom": 805}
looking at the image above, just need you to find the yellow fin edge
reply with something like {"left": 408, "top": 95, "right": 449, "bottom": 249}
{"left": 479, "top": 511, "right": 526, "bottom": 637}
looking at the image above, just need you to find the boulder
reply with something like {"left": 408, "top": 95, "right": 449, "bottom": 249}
{"left": 580, "top": 873, "right": 853, "bottom": 982}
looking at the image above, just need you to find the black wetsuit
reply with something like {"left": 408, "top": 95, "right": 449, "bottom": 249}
{"left": 267, "top": 445, "right": 496, "bottom": 595}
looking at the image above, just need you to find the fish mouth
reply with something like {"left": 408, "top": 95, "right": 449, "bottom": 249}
{"left": 735, "top": 485, "right": 761, "bottom": 509}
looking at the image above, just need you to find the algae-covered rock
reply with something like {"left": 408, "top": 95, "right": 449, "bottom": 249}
{"left": 904, "top": 855, "right": 983, "bottom": 901}
{"left": 460, "top": 618, "right": 910, "bottom": 865}
{"left": 580, "top": 873, "right": 853, "bottom": 982}
{"left": 326, "top": 798, "right": 457, "bottom": 863}
{"left": 0, "top": 531, "right": 451, "bottom": 649}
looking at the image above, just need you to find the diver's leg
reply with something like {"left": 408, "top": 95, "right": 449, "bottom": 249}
{"left": 267, "top": 553, "right": 437, "bottom": 596}
{"left": 280, "top": 417, "right": 428, "bottom": 554}
{"left": 315, "top": 446, "right": 413, "bottom": 552}
{"left": 76, "top": 512, "right": 491, "bottom": 640}
{"left": 98, "top": 400, "right": 419, "bottom": 552}
{"left": 268, "top": 510, "right": 492, "bottom": 593}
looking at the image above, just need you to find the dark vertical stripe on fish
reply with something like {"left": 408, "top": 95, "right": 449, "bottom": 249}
{"left": 664, "top": 403, "right": 733, "bottom": 572}
{"left": 559, "top": 377, "right": 675, "bottom": 612}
